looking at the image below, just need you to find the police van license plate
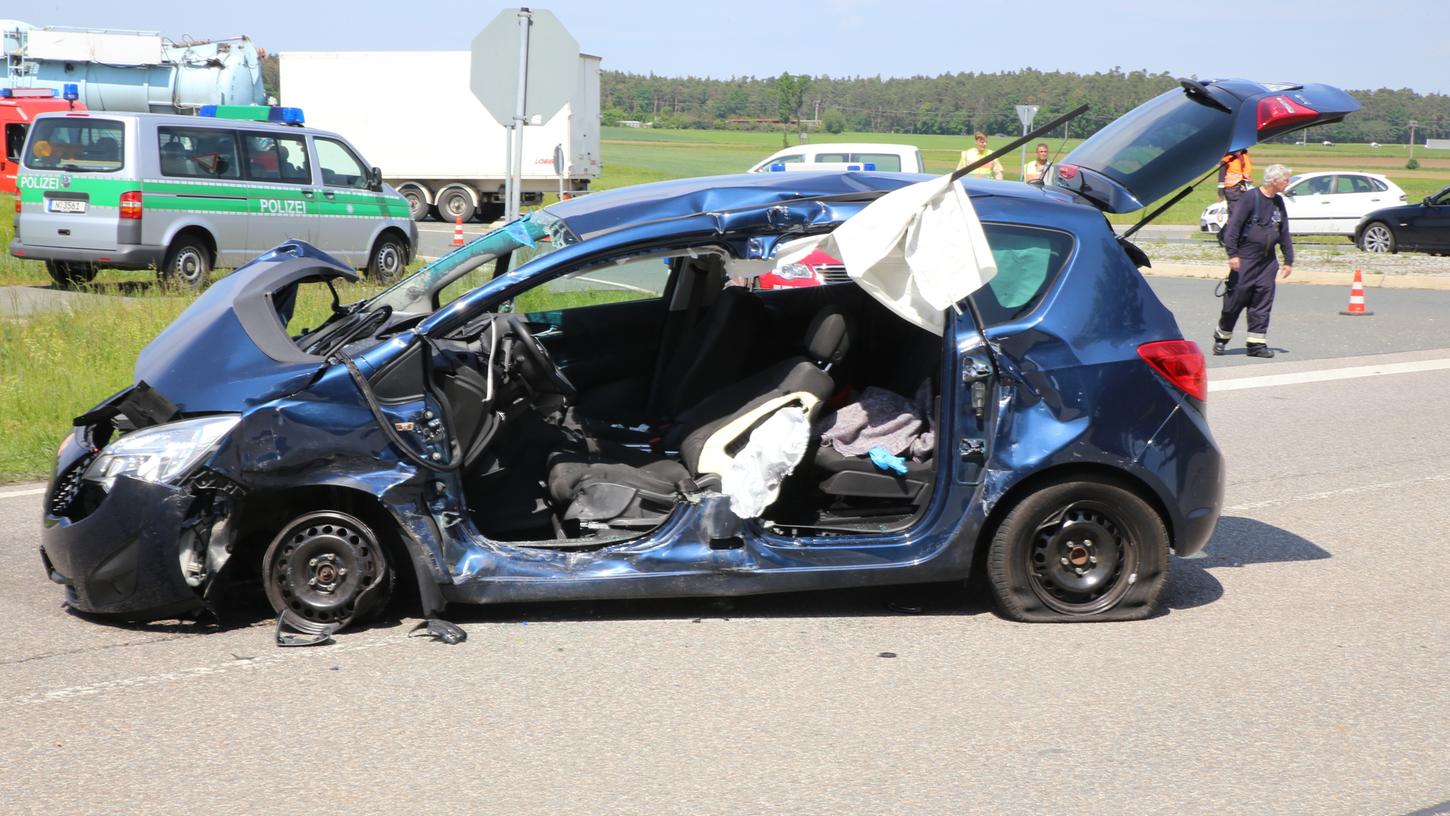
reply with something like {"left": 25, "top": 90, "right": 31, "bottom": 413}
{"left": 46, "top": 199, "right": 87, "bottom": 214}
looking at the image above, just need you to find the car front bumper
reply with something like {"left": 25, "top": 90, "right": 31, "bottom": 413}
{"left": 41, "top": 467, "right": 206, "bottom": 620}
{"left": 10, "top": 238, "right": 166, "bottom": 269}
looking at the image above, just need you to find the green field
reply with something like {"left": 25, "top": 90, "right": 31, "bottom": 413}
{"left": 592, "top": 126, "right": 1450, "bottom": 227}
{"left": 3, "top": 127, "right": 1450, "bottom": 481}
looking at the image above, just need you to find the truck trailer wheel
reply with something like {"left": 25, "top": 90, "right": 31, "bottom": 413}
{"left": 398, "top": 184, "right": 430, "bottom": 222}
{"left": 435, "top": 187, "right": 476, "bottom": 224}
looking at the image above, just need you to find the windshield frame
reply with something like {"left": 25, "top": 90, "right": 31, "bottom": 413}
{"left": 364, "top": 209, "right": 577, "bottom": 315}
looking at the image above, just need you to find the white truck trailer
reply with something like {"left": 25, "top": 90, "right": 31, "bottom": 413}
{"left": 279, "top": 50, "right": 601, "bottom": 222}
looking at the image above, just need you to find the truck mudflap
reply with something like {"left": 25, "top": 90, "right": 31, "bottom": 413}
{"left": 41, "top": 475, "right": 205, "bottom": 619}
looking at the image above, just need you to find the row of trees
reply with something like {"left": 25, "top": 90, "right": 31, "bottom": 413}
{"left": 601, "top": 69, "right": 1450, "bottom": 144}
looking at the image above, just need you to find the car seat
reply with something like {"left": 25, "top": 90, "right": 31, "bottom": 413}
{"left": 547, "top": 304, "right": 852, "bottom": 526}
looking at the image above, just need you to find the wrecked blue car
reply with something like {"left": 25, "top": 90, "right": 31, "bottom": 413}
{"left": 40, "top": 80, "right": 1357, "bottom": 637}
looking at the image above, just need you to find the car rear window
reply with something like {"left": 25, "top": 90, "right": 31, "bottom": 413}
{"left": 970, "top": 223, "right": 1075, "bottom": 325}
{"left": 1063, "top": 92, "right": 1232, "bottom": 207}
{"left": 23, "top": 118, "right": 124, "bottom": 172}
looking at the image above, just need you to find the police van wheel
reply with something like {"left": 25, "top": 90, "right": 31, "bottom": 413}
{"left": 160, "top": 238, "right": 212, "bottom": 290}
{"left": 986, "top": 478, "right": 1169, "bottom": 622}
{"left": 367, "top": 235, "right": 408, "bottom": 284}
{"left": 45, "top": 261, "right": 97, "bottom": 289}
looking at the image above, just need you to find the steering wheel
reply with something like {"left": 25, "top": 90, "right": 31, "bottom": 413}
{"left": 504, "top": 314, "right": 577, "bottom": 403}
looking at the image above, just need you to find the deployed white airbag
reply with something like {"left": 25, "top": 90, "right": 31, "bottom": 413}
{"left": 719, "top": 405, "right": 812, "bottom": 519}
{"left": 775, "top": 173, "right": 997, "bottom": 334}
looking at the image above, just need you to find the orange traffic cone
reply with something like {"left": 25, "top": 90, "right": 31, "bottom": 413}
{"left": 451, "top": 215, "right": 465, "bottom": 247}
{"left": 1339, "top": 268, "right": 1373, "bottom": 316}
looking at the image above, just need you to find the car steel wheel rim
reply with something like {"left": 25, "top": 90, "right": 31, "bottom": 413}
{"left": 174, "top": 249, "right": 204, "bottom": 283}
{"left": 1026, "top": 501, "right": 1137, "bottom": 615}
{"left": 1364, "top": 225, "right": 1392, "bottom": 253}
{"left": 376, "top": 244, "right": 401, "bottom": 277}
{"left": 269, "top": 520, "right": 380, "bottom": 623}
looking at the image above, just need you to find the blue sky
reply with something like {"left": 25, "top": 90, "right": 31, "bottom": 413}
{"left": 16, "top": 0, "right": 1450, "bottom": 94}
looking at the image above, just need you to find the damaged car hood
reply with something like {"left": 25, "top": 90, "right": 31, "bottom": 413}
{"left": 134, "top": 242, "right": 359, "bottom": 413}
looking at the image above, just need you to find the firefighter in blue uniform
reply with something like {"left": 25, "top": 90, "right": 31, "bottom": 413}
{"left": 1214, "top": 163, "right": 1295, "bottom": 359}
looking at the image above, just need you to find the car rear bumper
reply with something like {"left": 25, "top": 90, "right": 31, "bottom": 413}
{"left": 1138, "top": 403, "right": 1223, "bottom": 557}
{"left": 10, "top": 238, "right": 165, "bottom": 269}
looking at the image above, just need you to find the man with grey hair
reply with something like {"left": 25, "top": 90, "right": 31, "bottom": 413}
{"left": 1214, "top": 162, "right": 1295, "bottom": 358}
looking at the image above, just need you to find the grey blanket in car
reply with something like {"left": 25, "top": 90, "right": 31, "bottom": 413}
{"left": 815, "top": 381, "right": 935, "bottom": 460}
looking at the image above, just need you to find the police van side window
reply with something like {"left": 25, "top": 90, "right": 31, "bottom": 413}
{"left": 241, "top": 133, "right": 310, "bottom": 184}
{"left": 315, "top": 138, "right": 368, "bottom": 189}
{"left": 969, "top": 224, "right": 1075, "bottom": 325}
{"left": 157, "top": 127, "right": 241, "bottom": 179}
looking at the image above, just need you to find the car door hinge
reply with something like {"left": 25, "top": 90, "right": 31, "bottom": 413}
{"left": 958, "top": 438, "right": 986, "bottom": 460}
{"left": 961, "top": 358, "right": 993, "bottom": 384}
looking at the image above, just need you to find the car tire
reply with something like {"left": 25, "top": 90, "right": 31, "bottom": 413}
{"left": 986, "top": 478, "right": 1169, "bottom": 622}
{"left": 367, "top": 233, "right": 408, "bottom": 284}
{"left": 263, "top": 511, "right": 394, "bottom": 630}
{"left": 1359, "top": 221, "right": 1396, "bottom": 254}
{"left": 399, "top": 185, "right": 430, "bottom": 222}
{"left": 159, "top": 237, "right": 212, "bottom": 291}
{"left": 45, "top": 260, "right": 97, "bottom": 289}
{"left": 436, "top": 187, "right": 475, "bottom": 224}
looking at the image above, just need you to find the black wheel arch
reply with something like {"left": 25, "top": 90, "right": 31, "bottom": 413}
{"left": 167, "top": 225, "right": 218, "bottom": 264}
{"left": 225, "top": 484, "right": 443, "bottom": 619}
{"left": 374, "top": 226, "right": 413, "bottom": 262}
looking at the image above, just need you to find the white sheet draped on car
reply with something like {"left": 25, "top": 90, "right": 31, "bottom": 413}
{"left": 774, "top": 173, "right": 997, "bottom": 335}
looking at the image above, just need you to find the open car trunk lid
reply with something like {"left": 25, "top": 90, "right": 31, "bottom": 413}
{"left": 1048, "top": 79, "right": 1360, "bottom": 213}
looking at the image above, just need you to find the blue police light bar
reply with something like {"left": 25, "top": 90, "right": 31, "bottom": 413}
{"left": 199, "top": 105, "right": 306, "bottom": 124}
{"left": 770, "top": 162, "right": 786, "bottom": 172}
{"left": 63, "top": 83, "right": 80, "bottom": 101}
{"left": 1, "top": 88, "right": 58, "bottom": 98}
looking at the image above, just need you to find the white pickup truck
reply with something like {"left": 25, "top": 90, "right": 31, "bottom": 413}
{"left": 748, "top": 142, "right": 924, "bottom": 174}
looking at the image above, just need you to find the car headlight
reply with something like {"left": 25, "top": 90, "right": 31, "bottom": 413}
{"left": 774, "top": 262, "right": 817, "bottom": 281}
{"left": 83, "top": 415, "right": 240, "bottom": 492}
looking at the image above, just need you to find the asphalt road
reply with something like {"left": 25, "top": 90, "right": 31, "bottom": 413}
{"left": 2, "top": 280, "right": 1449, "bottom": 814}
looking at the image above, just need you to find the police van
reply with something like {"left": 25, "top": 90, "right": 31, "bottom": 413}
{"left": 8, "top": 105, "right": 416, "bottom": 288}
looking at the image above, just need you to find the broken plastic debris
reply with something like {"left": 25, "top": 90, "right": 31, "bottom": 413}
{"left": 275, "top": 610, "right": 340, "bottom": 648}
{"left": 409, "top": 619, "right": 468, "bottom": 644}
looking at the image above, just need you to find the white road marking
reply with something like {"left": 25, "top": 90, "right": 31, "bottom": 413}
{"left": 0, "top": 487, "right": 45, "bottom": 500}
{"left": 1227, "top": 472, "right": 1450, "bottom": 512}
{"left": 1209, "top": 357, "right": 1450, "bottom": 392}
{"left": 8, "top": 629, "right": 424, "bottom": 707}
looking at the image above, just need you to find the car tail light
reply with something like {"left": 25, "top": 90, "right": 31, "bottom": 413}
{"left": 1055, "top": 164, "right": 1079, "bottom": 181}
{"left": 13, "top": 197, "right": 19, "bottom": 214}
{"left": 1138, "top": 340, "right": 1206, "bottom": 401}
{"left": 1256, "top": 95, "right": 1319, "bottom": 133}
{"left": 119, "top": 190, "right": 143, "bottom": 220}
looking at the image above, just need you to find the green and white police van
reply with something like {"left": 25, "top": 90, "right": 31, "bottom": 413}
{"left": 9, "top": 105, "right": 416, "bottom": 288}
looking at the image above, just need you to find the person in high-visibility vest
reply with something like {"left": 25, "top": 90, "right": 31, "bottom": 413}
{"left": 1022, "top": 143, "right": 1053, "bottom": 183}
{"left": 957, "top": 131, "right": 1004, "bottom": 180}
{"left": 1218, "top": 148, "right": 1254, "bottom": 218}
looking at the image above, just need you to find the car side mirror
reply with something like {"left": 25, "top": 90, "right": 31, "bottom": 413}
{"left": 367, "top": 166, "right": 383, "bottom": 192}
{"left": 1424, "top": 196, "right": 1437, "bottom": 206}
{"left": 1283, "top": 191, "right": 1295, "bottom": 198}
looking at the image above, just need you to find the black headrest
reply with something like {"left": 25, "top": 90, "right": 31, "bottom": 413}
{"left": 803, "top": 305, "right": 851, "bottom": 365}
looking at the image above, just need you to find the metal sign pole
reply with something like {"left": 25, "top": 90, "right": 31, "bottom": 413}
{"left": 508, "top": 8, "right": 532, "bottom": 221}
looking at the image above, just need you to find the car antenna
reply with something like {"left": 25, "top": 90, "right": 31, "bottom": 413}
{"left": 954, "top": 104, "right": 1090, "bottom": 182}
